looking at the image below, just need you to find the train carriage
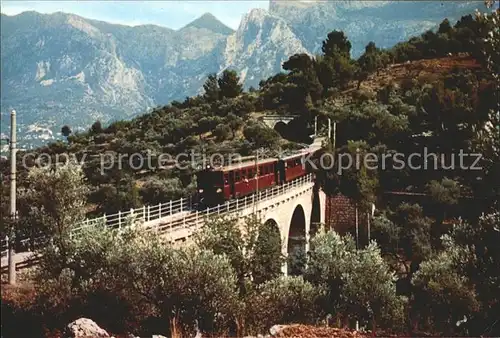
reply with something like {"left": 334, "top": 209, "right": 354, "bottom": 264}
{"left": 196, "top": 149, "right": 316, "bottom": 208}
{"left": 278, "top": 153, "right": 308, "bottom": 183}
{"left": 197, "top": 157, "right": 278, "bottom": 207}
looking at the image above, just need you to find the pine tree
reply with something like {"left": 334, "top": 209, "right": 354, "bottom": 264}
{"left": 357, "top": 41, "right": 383, "bottom": 88}
{"left": 438, "top": 18, "right": 453, "bottom": 35}
{"left": 322, "top": 30, "right": 352, "bottom": 58}
{"left": 218, "top": 70, "right": 243, "bottom": 98}
{"left": 61, "top": 125, "right": 72, "bottom": 137}
{"left": 91, "top": 120, "right": 103, "bottom": 134}
{"left": 203, "top": 73, "right": 221, "bottom": 102}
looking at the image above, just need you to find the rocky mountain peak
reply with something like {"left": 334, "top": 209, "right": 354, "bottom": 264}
{"left": 223, "top": 8, "right": 307, "bottom": 86}
{"left": 242, "top": 8, "right": 270, "bottom": 25}
{"left": 65, "top": 13, "right": 102, "bottom": 38}
{"left": 181, "top": 12, "right": 233, "bottom": 35}
{"left": 269, "top": 0, "right": 319, "bottom": 11}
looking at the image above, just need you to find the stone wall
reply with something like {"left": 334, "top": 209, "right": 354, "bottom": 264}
{"left": 325, "top": 194, "right": 368, "bottom": 241}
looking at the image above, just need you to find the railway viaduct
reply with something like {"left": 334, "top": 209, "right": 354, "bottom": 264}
{"left": 2, "top": 175, "right": 326, "bottom": 276}
{"left": 149, "top": 174, "right": 326, "bottom": 275}
{"left": 2, "top": 139, "right": 327, "bottom": 276}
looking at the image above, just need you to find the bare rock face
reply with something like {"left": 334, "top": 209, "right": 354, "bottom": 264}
{"left": 269, "top": 0, "right": 484, "bottom": 56}
{"left": 269, "top": 324, "right": 287, "bottom": 336}
{"left": 222, "top": 8, "right": 308, "bottom": 89}
{"left": 65, "top": 318, "right": 110, "bottom": 338}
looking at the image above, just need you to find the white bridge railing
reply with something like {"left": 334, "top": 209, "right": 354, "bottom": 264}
{"left": 148, "top": 174, "right": 314, "bottom": 241}
{"left": 1, "top": 174, "right": 314, "bottom": 253}
{"left": 73, "top": 197, "right": 190, "bottom": 232}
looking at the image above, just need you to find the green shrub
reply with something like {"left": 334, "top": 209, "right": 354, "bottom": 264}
{"left": 246, "top": 276, "right": 325, "bottom": 333}
{"left": 32, "top": 226, "right": 240, "bottom": 337}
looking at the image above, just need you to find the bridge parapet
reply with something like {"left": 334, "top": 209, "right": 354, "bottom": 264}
{"left": 147, "top": 174, "right": 314, "bottom": 241}
{"left": 0, "top": 174, "right": 314, "bottom": 257}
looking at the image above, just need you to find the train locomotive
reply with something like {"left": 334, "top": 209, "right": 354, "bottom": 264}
{"left": 196, "top": 150, "right": 315, "bottom": 208}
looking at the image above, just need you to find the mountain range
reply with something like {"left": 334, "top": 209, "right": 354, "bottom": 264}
{"left": 0, "top": 1, "right": 484, "bottom": 148}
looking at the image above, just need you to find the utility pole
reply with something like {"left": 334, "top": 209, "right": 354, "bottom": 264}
{"left": 332, "top": 121, "right": 337, "bottom": 152}
{"left": 355, "top": 201, "right": 359, "bottom": 332}
{"left": 253, "top": 149, "right": 259, "bottom": 215}
{"left": 254, "top": 148, "right": 259, "bottom": 215}
{"left": 367, "top": 211, "right": 371, "bottom": 243}
{"left": 9, "top": 109, "right": 17, "bottom": 285}
{"left": 368, "top": 203, "right": 376, "bottom": 243}
{"left": 314, "top": 115, "right": 318, "bottom": 136}
{"left": 327, "top": 118, "right": 331, "bottom": 142}
{"left": 355, "top": 203, "right": 359, "bottom": 250}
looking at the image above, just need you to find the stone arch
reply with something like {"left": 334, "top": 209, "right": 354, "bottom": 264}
{"left": 262, "top": 217, "right": 283, "bottom": 254}
{"left": 263, "top": 218, "right": 279, "bottom": 228}
{"left": 261, "top": 218, "right": 281, "bottom": 251}
{"left": 310, "top": 187, "right": 321, "bottom": 237}
{"left": 287, "top": 204, "right": 306, "bottom": 275}
{"left": 253, "top": 218, "right": 283, "bottom": 284}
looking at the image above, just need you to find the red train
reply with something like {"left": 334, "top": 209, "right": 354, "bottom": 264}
{"left": 196, "top": 151, "right": 315, "bottom": 207}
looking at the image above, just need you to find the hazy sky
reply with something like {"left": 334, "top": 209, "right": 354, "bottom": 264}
{"left": 0, "top": 1, "right": 270, "bottom": 30}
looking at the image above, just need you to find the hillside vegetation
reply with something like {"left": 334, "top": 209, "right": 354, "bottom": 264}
{"left": 2, "top": 12, "right": 496, "bottom": 216}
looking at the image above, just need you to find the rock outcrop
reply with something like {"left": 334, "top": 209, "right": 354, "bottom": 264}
{"left": 64, "top": 318, "right": 110, "bottom": 338}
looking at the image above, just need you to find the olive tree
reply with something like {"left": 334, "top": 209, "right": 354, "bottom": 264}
{"left": 17, "top": 162, "right": 89, "bottom": 251}
{"left": 306, "top": 229, "right": 355, "bottom": 320}
{"left": 342, "top": 243, "right": 407, "bottom": 332}
{"left": 195, "top": 215, "right": 284, "bottom": 292}
{"left": 306, "top": 230, "right": 406, "bottom": 331}
{"left": 36, "top": 226, "right": 240, "bottom": 337}
{"left": 412, "top": 250, "right": 479, "bottom": 335}
{"left": 247, "top": 276, "right": 325, "bottom": 333}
